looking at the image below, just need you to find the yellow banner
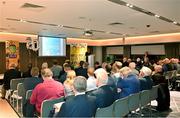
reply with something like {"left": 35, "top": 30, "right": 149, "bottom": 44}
{"left": 70, "top": 43, "right": 87, "bottom": 66}
{"left": 6, "top": 41, "right": 19, "bottom": 69}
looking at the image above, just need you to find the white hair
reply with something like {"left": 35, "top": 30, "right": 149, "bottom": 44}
{"left": 140, "top": 66, "right": 152, "bottom": 77}
{"left": 94, "top": 68, "right": 108, "bottom": 85}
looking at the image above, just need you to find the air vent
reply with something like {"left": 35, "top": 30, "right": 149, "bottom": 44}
{"left": 109, "top": 22, "right": 124, "bottom": 26}
{"left": 21, "top": 3, "right": 45, "bottom": 8}
{"left": 150, "top": 31, "right": 160, "bottom": 33}
{"left": 0, "top": 27, "right": 8, "bottom": 30}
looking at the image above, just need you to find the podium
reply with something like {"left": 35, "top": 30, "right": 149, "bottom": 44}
{"left": 88, "top": 55, "right": 95, "bottom": 67}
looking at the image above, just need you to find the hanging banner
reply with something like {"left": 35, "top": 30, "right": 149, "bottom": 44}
{"left": 5, "top": 41, "right": 19, "bottom": 69}
{"left": 70, "top": 43, "right": 87, "bottom": 66}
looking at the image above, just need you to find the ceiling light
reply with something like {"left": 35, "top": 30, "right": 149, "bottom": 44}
{"left": 20, "top": 19, "right": 26, "bottom": 22}
{"left": 129, "top": 5, "right": 133, "bottom": 8}
{"left": 173, "top": 21, "right": 177, "bottom": 24}
{"left": 126, "top": 3, "right": 130, "bottom": 7}
{"left": 57, "top": 25, "right": 63, "bottom": 28}
{"left": 84, "top": 30, "right": 93, "bottom": 36}
{"left": 155, "top": 14, "right": 160, "bottom": 18}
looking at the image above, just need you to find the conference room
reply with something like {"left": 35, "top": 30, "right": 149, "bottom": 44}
{"left": 0, "top": 0, "right": 180, "bottom": 117}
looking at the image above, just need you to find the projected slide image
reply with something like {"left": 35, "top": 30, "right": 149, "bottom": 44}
{"left": 39, "top": 36, "right": 66, "bottom": 56}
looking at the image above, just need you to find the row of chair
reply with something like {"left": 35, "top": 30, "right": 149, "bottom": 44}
{"left": 95, "top": 85, "right": 159, "bottom": 117}
{"left": 8, "top": 78, "right": 159, "bottom": 118}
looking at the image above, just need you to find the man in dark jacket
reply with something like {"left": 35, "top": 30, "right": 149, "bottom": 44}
{"left": 2, "top": 63, "right": 21, "bottom": 99}
{"left": 89, "top": 68, "right": 116, "bottom": 108}
{"left": 56, "top": 76, "right": 97, "bottom": 117}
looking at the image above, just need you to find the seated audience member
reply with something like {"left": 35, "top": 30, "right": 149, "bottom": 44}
{"left": 122, "top": 57, "right": 129, "bottom": 67}
{"left": 111, "top": 61, "right": 122, "bottom": 84}
{"left": 102, "top": 62, "right": 108, "bottom": 70}
{"left": 41, "top": 62, "right": 48, "bottom": 69}
{"left": 75, "top": 61, "right": 88, "bottom": 79}
{"left": 64, "top": 70, "right": 76, "bottom": 97}
{"left": 94, "top": 61, "right": 102, "bottom": 70}
{"left": 87, "top": 67, "right": 97, "bottom": 91}
{"left": 139, "top": 66, "right": 153, "bottom": 91}
{"left": 89, "top": 68, "right": 116, "bottom": 108}
{"left": 117, "top": 67, "right": 140, "bottom": 99}
{"left": 151, "top": 65, "right": 170, "bottom": 111}
{"left": 105, "top": 64, "right": 116, "bottom": 88}
{"left": 1, "top": 63, "right": 21, "bottom": 99}
{"left": 23, "top": 67, "right": 43, "bottom": 92}
{"left": 152, "top": 65, "right": 167, "bottom": 84}
{"left": 129, "top": 62, "right": 139, "bottom": 76}
{"left": 56, "top": 76, "right": 97, "bottom": 117}
{"left": 136, "top": 58, "right": 143, "bottom": 71}
{"left": 59, "top": 63, "right": 71, "bottom": 84}
{"left": 22, "top": 63, "right": 32, "bottom": 78}
{"left": 30, "top": 68, "right": 64, "bottom": 113}
{"left": 51, "top": 59, "right": 62, "bottom": 80}
{"left": 162, "top": 58, "right": 173, "bottom": 72}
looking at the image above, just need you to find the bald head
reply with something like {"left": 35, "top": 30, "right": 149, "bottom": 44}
{"left": 88, "top": 67, "right": 95, "bottom": 76}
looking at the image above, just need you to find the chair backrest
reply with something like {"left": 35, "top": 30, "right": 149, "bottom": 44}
{"left": 140, "top": 90, "right": 150, "bottom": 107}
{"left": 114, "top": 97, "right": 129, "bottom": 117}
{"left": 150, "top": 85, "right": 159, "bottom": 101}
{"left": 10, "top": 78, "right": 24, "bottom": 90}
{"left": 41, "top": 97, "right": 65, "bottom": 117}
{"left": 26, "top": 90, "right": 33, "bottom": 100}
{"left": 95, "top": 103, "right": 114, "bottom": 117}
{"left": 128, "top": 92, "right": 140, "bottom": 111}
{"left": 17, "top": 83, "right": 24, "bottom": 97}
{"left": 164, "top": 71, "right": 174, "bottom": 80}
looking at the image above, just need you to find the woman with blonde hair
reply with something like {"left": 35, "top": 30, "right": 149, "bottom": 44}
{"left": 64, "top": 70, "right": 76, "bottom": 97}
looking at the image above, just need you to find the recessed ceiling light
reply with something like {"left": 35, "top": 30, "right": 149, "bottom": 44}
{"left": 173, "top": 21, "right": 177, "bottom": 24}
{"left": 129, "top": 5, "right": 133, "bottom": 8}
{"left": 126, "top": 3, "right": 130, "bottom": 7}
{"left": 20, "top": 19, "right": 26, "bottom": 22}
{"left": 155, "top": 14, "right": 160, "bottom": 18}
{"left": 57, "top": 25, "right": 63, "bottom": 28}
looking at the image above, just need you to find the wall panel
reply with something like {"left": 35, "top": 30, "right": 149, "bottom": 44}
{"left": 131, "top": 45, "right": 165, "bottom": 55}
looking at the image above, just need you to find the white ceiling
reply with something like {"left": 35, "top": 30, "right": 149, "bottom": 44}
{"left": 0, "top": 0, "right": 180, "bottom": 40}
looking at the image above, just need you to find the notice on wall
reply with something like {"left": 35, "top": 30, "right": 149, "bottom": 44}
{"left": 5, "top": 41, "right": 19, "bottom": 69}
{"left": 70, "top": 43, "right": 87, "bottom": 66}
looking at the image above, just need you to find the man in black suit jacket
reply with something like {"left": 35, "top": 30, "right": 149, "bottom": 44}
{"left": 56, "top": 76, "right": 97, "bottom": 117}
{"left": 75, "top": 61, "right": 88, "bottom": 79}
{"left": 89, "top": 68, "right": 117, "bottom": 108}
{"left": 2, "top": 63, "right": 21, "bottom": 98}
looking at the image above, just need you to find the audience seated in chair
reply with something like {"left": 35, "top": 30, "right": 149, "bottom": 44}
{"left": 64, "top": 70, "right": 76, "bottom": 97}
{"left": 75, "top": 61, "right": 88, "bottom": 79}
{"left": 1, "top": 63, "right": 21, "bottom": 99}
{"left": 89, "top": 68, "right": 117, "bottom": 108}
{"left": 116, "top": 67, "right": 140, "bottom": 99}
{"left": 30, "top": 68, "right": 64, "bottom": 114}
{"left": 139, "top": 66, "right": 153, "bottom": 91}
{"left": 87, "top": 67, "right": 97, "bottom": 91}
{"left": 56, "top": 76, "right": 97, "bottom": 117}
{"left": 23, "top": 67, "right": 43, "bottom": 92}
{"left": 22, "top": 63, "right": 32, "bottom": 78}
{"left": 51, "top": 59, "right": 62, "bottom": 80}
{"left": 151, "top": 65, "right": 170, "bottom": 111}
{"left": 58, "top": 63, "right": 71, "bottom": 84}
